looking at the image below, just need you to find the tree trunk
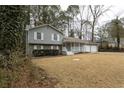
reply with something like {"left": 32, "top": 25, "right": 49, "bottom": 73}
{"left": 80, "top": 22, "right": 83, "bottom": 39}
{"left": 85, "top": 25, "right": 88, "bottom": 40}
{"left": 73, "top": 15, "right": 74, "bottom": 30}
{"left": 91, "top": 20, "right": 95, "bottom": 42}
{"left": 116, "top": 21, "right": 120, "bottom": 50}
{"left": 68, "top": 18, "right": 70, "bottom": 33}
{"left": 100, "top": 36, "right": 102, "bottom": 49}
{"left": 117, "top": 32, "right": 120, "bottom": 50}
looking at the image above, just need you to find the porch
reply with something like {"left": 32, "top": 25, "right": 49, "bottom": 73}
{"left": 62, "top": 43, "right": 82, "bottom": 53}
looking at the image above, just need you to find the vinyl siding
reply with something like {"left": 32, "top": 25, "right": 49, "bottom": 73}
{"left": 28, "top": 26, "right": 63, "bottom": 45}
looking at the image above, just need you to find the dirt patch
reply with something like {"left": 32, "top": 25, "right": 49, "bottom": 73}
{"left": 32, "top": 52, "right": 124, "bottom": 88}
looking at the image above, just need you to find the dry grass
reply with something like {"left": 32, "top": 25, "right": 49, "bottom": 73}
{"left": 0, "top": 51, "right": 58, "bottom": 88}
{"left": 32, "top": 52, "right": 124, "bottom": 88}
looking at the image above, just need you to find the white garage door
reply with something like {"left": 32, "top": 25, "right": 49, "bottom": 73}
{"left": 91, "top": 45, "right": 97, "bottom": 52}
{"left": 84, "top": 45, "right": 91, "bottom": 52}
{"left": 81, "top": 45, "right": 84, "bottom": 52}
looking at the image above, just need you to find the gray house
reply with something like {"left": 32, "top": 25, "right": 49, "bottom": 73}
{"left": 26, "top": 24, "right": 63, "bottom": 56}
{"left": 26, "top": 24, "right": 98, "bottom": 56}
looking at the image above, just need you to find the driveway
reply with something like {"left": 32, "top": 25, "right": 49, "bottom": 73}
{"left": 32, "top": 52, "right": 124, "bottom": 87}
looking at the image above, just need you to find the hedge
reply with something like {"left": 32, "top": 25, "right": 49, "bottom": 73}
{"left": 33, "top": 49, "right": 59, "bottom": 57}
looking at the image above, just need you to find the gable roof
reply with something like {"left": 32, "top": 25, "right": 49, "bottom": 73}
{"left": 29, "top": 24, "right": 63, "bottom": 34}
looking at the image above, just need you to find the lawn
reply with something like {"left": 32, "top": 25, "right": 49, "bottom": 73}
{"left": 32, "top": 52, "right": 124, "bottom": 88}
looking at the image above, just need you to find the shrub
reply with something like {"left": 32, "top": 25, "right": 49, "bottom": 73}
{"left": 0, "top": 50, "right": 57, "bottom": 87}
{"left": 33, "top": 49, "right": 59, "bottom": 57}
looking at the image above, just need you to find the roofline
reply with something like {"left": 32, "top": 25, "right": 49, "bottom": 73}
{"left": 63, "top": 37, "right": 98, "bottom": 45}
{"left": 29, "top": 24, "right": 63, "bottom": 34}
{"left": 28, "top": 43, "right": 62, "bottom": 45}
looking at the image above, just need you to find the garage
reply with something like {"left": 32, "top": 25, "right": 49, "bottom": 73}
{"left": 83, "top": 44, "right": 98, "bottom": 53}
{"left": 83, "top": 45, "right": 91, "bottom": 52}
{"left": 90, "top": 45, "right": 98, "bottom": 53}
{"left": 62, "top": 37, "right": 98, "bottom": 54}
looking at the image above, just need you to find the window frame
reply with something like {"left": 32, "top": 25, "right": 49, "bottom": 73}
{"left": 37, "top": 32, "right": 41, "bottom": 40}
{"left": 34, "top": 45, "right": 37, "bottom": 50}
{"left": 41, "top": 45, "right": 44, "bottom": 49}
{"left": 53, "top": 34, "right": 57, "bottom": 41}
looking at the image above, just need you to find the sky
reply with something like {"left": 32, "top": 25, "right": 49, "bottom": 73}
{"left": 61, "top": 5, "right": 124, "bottom": 25}
{"left": 99, "top": 5, "right": 124, "bottom": 23}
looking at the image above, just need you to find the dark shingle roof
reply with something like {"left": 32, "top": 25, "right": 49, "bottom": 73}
{"left": 63, "top": 37, "right": 98, "bottom": 45}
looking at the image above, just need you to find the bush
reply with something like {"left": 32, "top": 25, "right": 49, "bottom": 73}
{"left": 0, "top": 50, "right": 57, "bottom": 87}
{"left": 99, "top": 47, "right": 124, "bottom": 52}
{"left": 33, "top": 49, "right": 59, "bottom": 57}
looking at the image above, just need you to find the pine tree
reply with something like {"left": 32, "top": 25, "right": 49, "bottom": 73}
{"left": 0, "top": 6, "right": 29, "bottom": 51}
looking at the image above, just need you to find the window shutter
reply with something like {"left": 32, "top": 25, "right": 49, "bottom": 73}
{"left": 41, "top": 33, "right": 44, "bottom": 40}
{"left": 52, "top": 34, "right": 54, "bottom": 41}
{"left": 34, "top": 32, "right": 37, "bottom": 40}
{"left": 57, "top": 34, "right": 60, "bottom": 41}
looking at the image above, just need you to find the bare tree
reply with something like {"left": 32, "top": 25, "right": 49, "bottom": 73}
{"left": 97, "top": 24, "right": 109, "bottom": 48}
{"left": 89, "top": 5, "right": 111, "bottom": 42}
{"left": 73, "top": 6, "right": 92, "bottom": 39}
{"left": 66, "top": 5, "right": 80, "bottom": 37}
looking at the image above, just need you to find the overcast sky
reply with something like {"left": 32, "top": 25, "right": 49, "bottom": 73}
{"left": 61, "top": 5, "right": 124, "bottom": 25}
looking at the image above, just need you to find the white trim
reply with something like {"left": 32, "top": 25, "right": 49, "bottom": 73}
{"left": 51, "top": 46, "right": 53, "bottom": 49}
{"left": 56, "top": 46, "right": 59, "bottom": 49}
{"left": 41, "top": 45, "right": 43, "bottom": 49}
{"left": 57, "top": 34, "right": 60, "bottom": 41}
{"left": 51, "top": 34, "right": 54, "bottom": 41}
{"left": 34, "top": 45, "right": 37, "bottom": 49}
{"left": 34, "top": 32, "right": 37, "bottom": 40}
{"left": 41, "top": 32, "right": 44, "bottom": 40}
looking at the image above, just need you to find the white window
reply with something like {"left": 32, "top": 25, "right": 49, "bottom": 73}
{"left": 37, "top": 32, "right": 41, "bottom": 39}
{"left": 34, "top": 32, "right": 44, "bottom": 40}
{"left": 41, "top": 45, "right": 43, "bottom": 49}
{"left": 56, "top": 46, "right": 59, "bottom": 50}
{"left": 54, "top": 34, "right": 57, "bottom": 41}
{"left": 34, "top": 45, "right": 37, "bottom": 49}
{"left": 51, "top": 46, "right": 53, "bottom": 49}
{"left": 52, "top": 33, "right": 59, "bottom": 41}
